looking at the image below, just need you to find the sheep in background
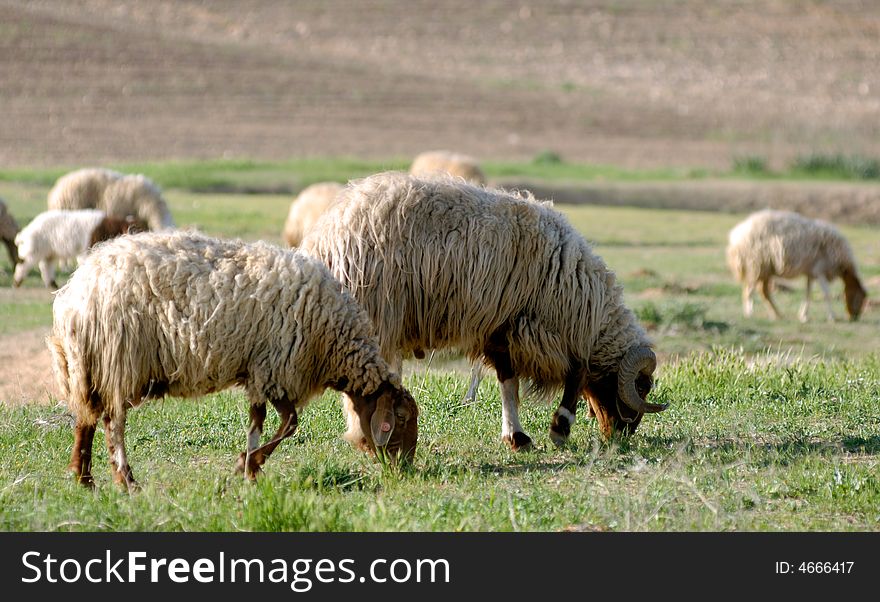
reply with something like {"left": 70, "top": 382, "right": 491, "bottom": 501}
{"left": 0, "top": 198, "right": 20, "bottom": 267}
{"left": 410, "top": 150, "right": 487, "bottom": 186}
{"left": 282, "top": 182, "right": 344, "bottom": 247}
{"left": 49, "top": 230, "right": 418, "bottom": 490}
{"left": 726, "top": 209, "right": 867, "bottom": 322}
{"left": 301, "top": 172, "right": 666, "bottom": 450}
{"left": 47, "top": 167, "right": 122, "bottom": 210}
{"left": 14, "top": 209, "right": 144, "bottom": 289}
{"left": 48, "top": 167, "right": 175, "bottom": 231}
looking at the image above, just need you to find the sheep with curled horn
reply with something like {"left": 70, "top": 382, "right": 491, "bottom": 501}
{"left": 301, "top": 172, "right": 666, "bottom": 450}
{"left": 49, "top": 230, "right": 418, "bottom": 491}
{"left": 726, "top": 209, "right": 867, "bottom": 322}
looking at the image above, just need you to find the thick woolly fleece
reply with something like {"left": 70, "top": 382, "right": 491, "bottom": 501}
{"left": 50, "top": 230, "right": 398, "bottom": 426}
{"left": 300, "top": 171, "right": 650, "bottom": 396}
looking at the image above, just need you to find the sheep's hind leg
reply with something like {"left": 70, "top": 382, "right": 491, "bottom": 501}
{"left": 742, "top": 283, "right": 755, "bottom": 317}
{"left": 69, "top": 420, "right": 97, "bottom": 487}
{"left": 549, "top": 369, "right": 582, "bottom": 448}
{"left": 462, "top": 360, "right": 483, "bottom": 403}
{"left": 799, "top": 277, "right": 813, "bottom": 323}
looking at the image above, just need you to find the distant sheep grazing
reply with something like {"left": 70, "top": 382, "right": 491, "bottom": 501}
{"left": 13, "top": 209, "right": 145, "bottom": 289}
{"left": 49, "top": 230, "right": 418, "bottom": 490}
{"left": 726, "top": 209, "right": 867, "bottom": 322}
{"left": 301, "top": 172, "right": 666, "bottom": 450}
{"left": 48, "top": 167, "right": 175, "bottom": 231}
{"left": 282, "top": 182, "right": 344, "bottom": 247}
{"left": 0, "top": 198, "right": 20, "bottom": 267}
{"left": 410, "top": 150, "right": 487, "bottom": 185}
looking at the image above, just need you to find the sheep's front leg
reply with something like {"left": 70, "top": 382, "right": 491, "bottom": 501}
{"left": 38, "top": 259, "right": 58, "bottom": 289}
{"left": 237, "top": 396, "right": 298, "bottom": 480}
{"left": 549, "top": 369, "right": 582, "bottom": 447}
{"left": 799, "top": 276, "right": 813, "bottom": 322}
{"left": 252, "top": 399, "right": 298, "bottom": 474}
{"left": 69, "top": 420, "right": 97, "bottom": 487}
{"left": 236, "top": 402, "right": 266, "bottom": 479}
{"left": 107, "top": 411, "right": 138, "bottom": 492}
{"left": 817, "top": 274, "right": 837, "bottom": 322}
{"left": 484, "top": 332, "right": 531, "bottom": 451}
{"left": 499, "top": 377, "right": 530, "bottom": 450}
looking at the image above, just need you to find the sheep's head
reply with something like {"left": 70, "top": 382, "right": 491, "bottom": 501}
{"left": 842, "top": 269, "right": 867, "bottom": 321}
{"left": 354, "top": 382, "right": 418, "bottom": 464}
{"left": 584, "top": 346, "right": 666, "bottom": 438}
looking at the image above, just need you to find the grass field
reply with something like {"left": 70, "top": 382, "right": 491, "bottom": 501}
{"left": 1, "top": 161, "right": 878, "bottom": 531}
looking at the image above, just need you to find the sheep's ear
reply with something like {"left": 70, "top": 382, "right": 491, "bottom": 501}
{"left": 370, "top": 394, "right": 395, "bottom": 447}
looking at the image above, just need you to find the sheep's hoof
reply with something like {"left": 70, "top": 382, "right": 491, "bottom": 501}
{"left": 235, "top": 452, "right": 263, "bottom": 480}
{"left": 549, "top": 416, "right": 572, "bottom": 448}
{"left": 503, "top": 432, "right": 533, "bottom": 452}
{"left": 75, "top": 474, "right": 95, "bottom": 488}
{"left": 548, "top": 428, "right": 569, "bottom": 448}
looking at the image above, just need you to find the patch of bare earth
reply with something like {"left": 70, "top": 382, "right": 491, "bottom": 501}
{"left": 0, "top": 326, "right": 56, "bottom": 405}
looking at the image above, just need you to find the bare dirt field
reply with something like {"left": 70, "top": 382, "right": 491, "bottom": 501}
{"left": 0, "top": 326, "right": 55, "bottom": 406}
{"left": 2, "top": 0, "right": 879, "bottom": 169}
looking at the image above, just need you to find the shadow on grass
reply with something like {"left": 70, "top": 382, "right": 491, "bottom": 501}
{"left": 640, "top": 434, "right": 880, "bottom": 466}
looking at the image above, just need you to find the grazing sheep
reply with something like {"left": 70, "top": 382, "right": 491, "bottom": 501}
{"left": 48, "top": 168, "right": 175, "bottom": 231}
{"left": 726, "top": 209, "right": 867, "bottom": 322}
{"left": 0, "top": 198, "right": 20, "bottom": 267}
{"left": 282, "top": 182, "right": 344, "bottom": 247}
{"left": 410, "top": 150, "right": 487, "bottom": 186}
{"left": 301, "top": 172, "right": 666, "bottom": 450}
{"left": 13, "top": 209, "right": 142, "bottom": 289}
{"left": 49, "top": 230, "right": 418, "bottom": 490}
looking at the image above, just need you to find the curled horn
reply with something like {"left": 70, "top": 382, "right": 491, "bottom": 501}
{"left": 370, "top": 394, "right": 396, "bottom": 447}
{"left": 616, "top": 346, "right": 667, "bottom": 421}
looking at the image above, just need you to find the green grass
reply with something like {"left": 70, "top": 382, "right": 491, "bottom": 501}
{"left": 0, "top": 353, "right": 878, "bottom": 531}
{"left": 2, "top": 153, "right": 880, "bottom": 198}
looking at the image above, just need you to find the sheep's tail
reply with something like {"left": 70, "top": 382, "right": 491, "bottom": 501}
{"left": 47, "top": 333, "right": 101, "bottom": 426}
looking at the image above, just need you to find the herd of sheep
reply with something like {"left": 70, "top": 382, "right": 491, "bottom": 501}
{"left": 0, "top": 149, "right": 870, "bottom": 489}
